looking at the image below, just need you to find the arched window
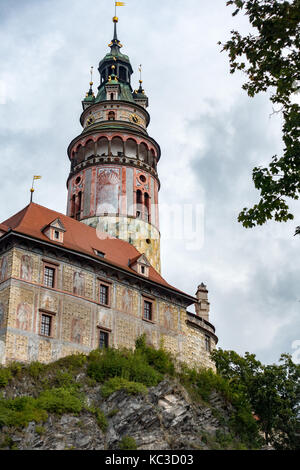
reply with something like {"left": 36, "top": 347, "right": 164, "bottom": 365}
{"left": 110, "top": 93, "right": 114, "bottom": 101}
{"left": 119, "top": 66, "right": 126, "bottom": 82}
{"left": 144, "top": 193, "right": 150, "bottom": 222}
{"left": 98, "top": 137, "right": 108, "bottom": 156}
{"left": 126, "top": 139, "right": 137, "bottom": 158}
{"left": 77, "top": 145, "right": 84, "bottom": 164}
{"left": 136, "top": 190, "right": 142, "bottom": 204}
{"left": 151, "top": 149, "right": 156, "bottom": 169}
{"left": 71, "top": 194, "right": 76, "bottom": 218}
{"left": 108, "top": 111, "right": 116, "bottom": 121}
{"left": 136, "top": 190, "right": 142, "bottom": 218}
{"left": 111, "top": 137, "right": 123, "bottom": 156}
{"left": 139, "top": 143, "right": 148, "bottom": 162}
{"left": 76, "top": 192, "right": 82, "bottom": 221}
{"left": 84, "top": 140, "right": 94, "bottom": 160}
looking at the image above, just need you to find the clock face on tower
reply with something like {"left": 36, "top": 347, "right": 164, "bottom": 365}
{"left": 86, "top": 116, "right": 95, "bottom": 127}
{"left": 129, "top": 113, "right": 141, "bottom": 124}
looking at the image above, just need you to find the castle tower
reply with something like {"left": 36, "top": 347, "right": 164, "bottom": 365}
{"left": 66, "top": 17, "right": 161, "bottom": 272}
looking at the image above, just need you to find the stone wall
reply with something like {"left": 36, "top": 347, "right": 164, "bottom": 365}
{"left": 0, "top": 246, "right": 216, "bottom": 369}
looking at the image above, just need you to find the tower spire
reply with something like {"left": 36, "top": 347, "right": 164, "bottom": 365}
{"left": 109, "top": 2, "right": 125, "bottom": 53}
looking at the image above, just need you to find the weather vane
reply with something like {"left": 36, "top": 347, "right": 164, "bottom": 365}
{"left": 138, "top": 64, "right": 143, "bottom": 83}
{"left": 30, "top": 175, "right": 42, "bottom": 203}
{"left": 114, "top": 1, "right": 126, "bottom": 20}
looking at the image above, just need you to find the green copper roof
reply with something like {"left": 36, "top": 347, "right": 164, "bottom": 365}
{"left": 83, "top": 83, "right": 95, "bottom": 103}
{"left": 95, "top": 81, "right": 135, "bottom": 104}
{"left": 99, "top": 51, "right": 130, "bottom": 67}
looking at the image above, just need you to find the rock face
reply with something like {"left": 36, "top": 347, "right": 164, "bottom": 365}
{"left": 1, "top": 380, "right": 235, "bottom": 451}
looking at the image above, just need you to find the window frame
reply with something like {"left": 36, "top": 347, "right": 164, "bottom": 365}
{"left": 39, "top": 309, "right": 56, "bottom": 338}
{"left": 43, "top": 262, "right": 57, "bottom": 289}
{"left": 99, "top": 329, "right": 109, "bottom": 349}
{"left": 98, "top": 279, "right": 112, "bottom": 307}
{"left": 205, "top": 335, "right": 211, "bottom": 353}
{"left": 142, "top": 297, "right": 155, "bottom": 323}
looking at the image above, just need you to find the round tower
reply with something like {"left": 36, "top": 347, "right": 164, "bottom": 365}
{"left": 66, "top": 17, "right": 161, "bottom": 272}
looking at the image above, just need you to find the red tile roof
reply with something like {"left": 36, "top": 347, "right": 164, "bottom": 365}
{"left": 1, "top": 203, "right": 189, "bottom": 296}
{"left": 0, "top": 224, "right": 8, "bottom": 232}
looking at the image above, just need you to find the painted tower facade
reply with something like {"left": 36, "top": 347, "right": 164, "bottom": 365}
{"left": 66, "top": 18, "right": 161, "bottom": 272}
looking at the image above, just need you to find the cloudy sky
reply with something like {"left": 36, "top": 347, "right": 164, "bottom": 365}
{"left": 0, "top": 0, "right": 299, "bottom": 365}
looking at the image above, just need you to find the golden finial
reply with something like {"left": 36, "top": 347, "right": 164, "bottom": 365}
{"left": 113, "top": 16, "right": 118, "bottom": 23}
{"left": 138, "top": 64, "right": 143, "bottom": 83}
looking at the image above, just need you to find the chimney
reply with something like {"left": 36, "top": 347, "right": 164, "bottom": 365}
{"left": 195, "top": 283, "right": 210, "bottom": 321}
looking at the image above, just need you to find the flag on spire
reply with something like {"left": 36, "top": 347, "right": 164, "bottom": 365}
{"left": 115, "top": 2, "right": 126, "bottom": 6}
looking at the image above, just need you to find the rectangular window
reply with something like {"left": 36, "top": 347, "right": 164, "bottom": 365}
{"left": 99, "top": 284, "right": 109, "bottom": 306}
{"left": 44, "top": 266, "right": 55, "bottom": 288}
{"left": 144, "top": 300, "right": 152, "bottom": 321}
{"left": 40, "top": 314, "right": 52, "bottom": 337}
{"left": 205, "top": 335, "right": 211, "bottom": 352}
{"left": 54, "top": 230, "right": 60, "bottom": 240}
{"left": 99, "top": 330, "right": 109, "bottom": 349}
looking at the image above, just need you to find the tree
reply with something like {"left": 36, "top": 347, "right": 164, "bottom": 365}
{"left": 220, "top": 0, "right": 300, "bottom": 231}
{"left": 212, "top": 349, "right": 300, "bottom": 449}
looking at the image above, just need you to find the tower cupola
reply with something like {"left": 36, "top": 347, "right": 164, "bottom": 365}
{"left": 133, "top": 81, "right": 149, "bottom": 109}
{"left": 82, "top": 67, "right": 95, "bottom": 111}
{"left": 97, "top": 16, "right": 134, "bottom": 103}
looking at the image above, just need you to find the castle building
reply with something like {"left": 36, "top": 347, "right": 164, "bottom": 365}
{"left": 0, "top": 16, "right": 218, "bottom": 368}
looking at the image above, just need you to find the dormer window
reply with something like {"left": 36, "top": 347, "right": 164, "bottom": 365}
{"left": 129, "top": 254, "right": 151, "bottom": 278}
{"left": 42, "top": 219, "right": 66, "bottom": 244}
{"left": 93, "top": 249, "right": 105, "bottom": 258}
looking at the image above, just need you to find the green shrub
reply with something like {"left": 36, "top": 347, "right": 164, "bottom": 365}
{"left": 52, "top": 371, "right": 77, "bottom": 389}
{"left": 47, "top": 354, "right": 87, "bottom": 373}
{"left": 8, "top": 362, "right": 23, "bottom": 377}
{"left": 27, "top": 362, "right": 46, "bottom": 379}
{"left": 101, "top": 377, "right": 148, "bottom": 398}
{"left": 107, "top": 408, "right": 119, "bottom": 418}
{"left": 0, "top": 395, "right": 48, "bottom": 429}
{"left": 119, "top": 435, "right": 138, "bottom": 450}
{"left": 135, "top": 335, "right": 175, "bottom": 375}
{"left": 0, "top": 368, "right": 12, "bottom": 388}
{"left": 35, "top": 425, "right": 46, "bottom": 435}
{"left": 37, "top": 388, "right": 83, "bottom": 415}
{"left": 87, "top": 347, "right": 162, "bottom": 387}
{"left": 95, "top": 409, "right": 108, "bottom": 432}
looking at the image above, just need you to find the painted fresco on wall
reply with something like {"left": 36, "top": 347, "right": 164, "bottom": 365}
{"left": 164, "top": 307, "right": 174, "bottom": 330}
{"left": 122, "top": 287, "right": 133, "bottom": 314}
{"left": 98, "top": 309, "right": 110, "bottom": 329}
{"left": 71, "top": 318, "right": 83, "bottom": 344}
{"left": 96, "top": 168, "right": 120, "bottom": 215}
{"left": 0, "top": 256, "right": 8, "bottom": 282}
{"left": 73, "top": 272, "right": 85, "bottom": 297}
{"left": 16, "top": 303, "right": 31, "bottom": 331}
{"left": 0, "top": 303, "right": 5, "bottom": 329}
{"left": 20, "top": 255, "right": 32, "bottom": 281}
{"left": 41, "top": 293, "right": 56, "bottom": 312}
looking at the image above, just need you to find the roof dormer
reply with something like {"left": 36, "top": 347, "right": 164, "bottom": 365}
{"left": 129, "top": 254, "right": 151, "bottom": 278}
{"left": 42, "top": 218, "right": 66, "bottom": 244}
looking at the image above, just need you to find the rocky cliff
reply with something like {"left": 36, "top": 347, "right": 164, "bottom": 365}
{"left": 0, "top": 345, "right": 261, "bottom": 450}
